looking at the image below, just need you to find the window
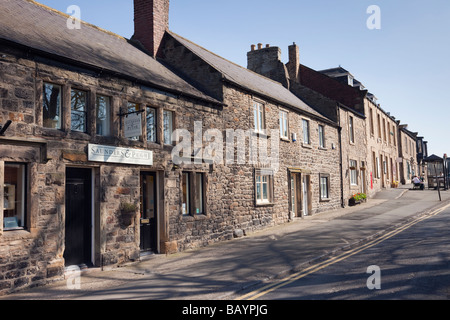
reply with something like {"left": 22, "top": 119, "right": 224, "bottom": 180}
{"left": 382, "top": 119, "right": 386, "bottom": 142}
{"left": 320, "top": 174, "right": 330, "bottom": 200}
{"left": 253, "top": 101, "right": 265, "bottom": 133}
{"left": 388, "top": 124, "right": 391, "bottom": 144}
{"left": 255, "top": 169, "right": 273, "bottom": 204}
{"left": 71, "top": 89, "right": 88, "bottom": 133}
{"left": 127, "top": 102, "right": 141, "bottom": 140}
{"left": 279, "top": 110, "right": 288, "bottom": 139}
{"left": 194, "top": 173, "right": 204, "bottom": 215}
{"left": 376, "top": 156, "right": 380, "bottom": 179}
{"left": 302, "top": 119, "right": 310, "bottom": 144}
{"left": 377, "top": 114, "right": 381, "bottom": 139}
{"left": 3, "top": 163, "right": 26, "bottom": 230}
{"left": 369, "top": 108, "right": 374, "bottom": 136}
{"left": 182, "top": 172, "right": 206, "bottom": 216}
{"left": 349, "top": 116, "right": 355, "bottom": 143}
{"left": 318, "top": 125, "right": 325, "bottom": 148}
{"left": 146, "top": 107, "right": 157, "bottom": 143}
{"left": 182, "top": 172, "right": 190, "bottom": 215}
{"left": 350, "top": 160, "right": 358, "bottom": 185}
{"left": 96, "top": 95, "right": 111, "bottom": 136}
{"left": 163, "top": 110, "right": 174, "bottom": 145}
{"left": 43, "top": 82, "right": 62, "bottom": 129}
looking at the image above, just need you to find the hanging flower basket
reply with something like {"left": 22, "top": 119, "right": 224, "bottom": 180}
{"left": 120, "top": 202, "right": 138, "bottom": 226}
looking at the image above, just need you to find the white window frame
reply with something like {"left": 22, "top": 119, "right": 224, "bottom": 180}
{"left": 253, "top": 101, "right": 265, "bottom": 134}
{"left": 318, "top": 124, "right": 325, "bottom": 148}
{"left": 350, "top": 160, "right": 358, "bottom": 186}
{"left": 349, "top": 116, "right": 355, "bottom": 144}
{"left": 279, "top": 110, "right": 288, "bottom": 139}
{"left": 320, "top": 174, "right": 330, "bottom": 200}
{"left": 255, "top": 169, "right": 273, "bottom": 205}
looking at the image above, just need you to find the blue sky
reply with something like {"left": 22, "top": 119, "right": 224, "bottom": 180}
{"left": 37, "top": 0, "right": 450, "bottom": 157}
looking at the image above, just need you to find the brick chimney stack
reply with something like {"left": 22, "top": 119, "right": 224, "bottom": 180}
{"left": 247, "top": 44, "right": 290, "bottom": 89}
{"left": 132, "top": 0, "right": 170, "bottom": 58}
{"left": 286, "top": 42, "right": 300, "bottom": 83}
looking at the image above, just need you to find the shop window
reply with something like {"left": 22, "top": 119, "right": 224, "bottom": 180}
{"left": 194, "top": 173, "right": 204, "bottom": 215}
{"left": 71, "top": 89, "right": 88, "bottom": 133}
{"left": 182, "top": 172, "right": 206, "bottom": 216}
{"left": 182, "top": 172, "right": 190, "bottom": 215}
{"left": 96, "top": 95, "right": 111, "bottom": 136}
{"left": 3, "top": 163, "right": 26, "bottom": 230}
{"left": 43, "top": 82, "right": 62, "bottom": 129}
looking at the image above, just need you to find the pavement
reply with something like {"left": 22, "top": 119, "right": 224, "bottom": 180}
{"left": 2, "top": 185, "right": 450, "bottom": 300}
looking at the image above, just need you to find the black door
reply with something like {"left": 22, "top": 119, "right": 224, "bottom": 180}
{"left": 140, "top": 172, "right": 157, "bottom": 252}
{"left": 64, "top": 168, "right": 92, "bottom": 267}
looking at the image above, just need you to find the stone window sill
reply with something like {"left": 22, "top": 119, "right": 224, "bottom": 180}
{"left": 1, "top": 228, "right": 32, "bottom": 240}
{"left": 301, "top": 143, "right": 312, "bottom": 149}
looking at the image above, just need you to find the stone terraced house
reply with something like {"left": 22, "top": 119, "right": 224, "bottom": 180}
{"left": 0, "top": 0, "right": 427, "bottom": 295}
{"left": 0, "top": 0, "right": 343, "bottom": 294}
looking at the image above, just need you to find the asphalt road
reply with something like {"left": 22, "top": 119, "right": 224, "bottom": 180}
{"left": 238, "top": 204, "right": 450, "bottom": 300}
{"left": 2, "top": 188, "right": 449, "bottom": 301}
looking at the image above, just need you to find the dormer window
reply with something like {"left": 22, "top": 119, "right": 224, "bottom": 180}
{"left": 348, "top": 76, "right": 354, "bottom": 87}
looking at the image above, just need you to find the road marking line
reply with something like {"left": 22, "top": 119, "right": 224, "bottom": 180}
{"left": 237, "top": 203, "right": 450, "bottom": 300}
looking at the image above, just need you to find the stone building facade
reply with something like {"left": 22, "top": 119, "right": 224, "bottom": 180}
{"left": 0, "top": 0, "right": 225, "bottom": 294}
{"left": 398, "top": 125, "right": 419, "bottom": 185}
{"left": 363, "top": 98, "right": 400, "bottom": 197}
{"left": 244, "top": 44, "right": 370, "bottom": 206}
{"left": 0, "top": 0, "right": 343, "bottom": 295}
{"left": 296, "top": 65, "right": 405, "bottom": 198}
{"left": 0, "top": 0, "right": 429, "bottom": 296}
{"left": 161, "top": 32, "right": 342, "bottom": 231}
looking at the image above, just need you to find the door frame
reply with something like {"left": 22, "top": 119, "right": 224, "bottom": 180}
{"left": 64, "top": 167, "right": 95, "bottom": 267}
{"left": 289, "top": 169, "right": 312, "bottom": 218}
{"left": 140, "top": 171, "right": 160, "bottom": 254}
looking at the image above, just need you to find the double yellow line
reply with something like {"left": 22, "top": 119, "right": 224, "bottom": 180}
{"left": 237, "top": 203, "right": 450, "bottom": 300}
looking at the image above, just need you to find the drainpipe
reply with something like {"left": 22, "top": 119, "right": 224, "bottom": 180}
{"left": 337, "top": 104, "right": 345, "bottom": 208}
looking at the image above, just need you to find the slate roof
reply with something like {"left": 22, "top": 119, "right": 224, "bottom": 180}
{"left": 167, "top": 31, "right": 332, "bottom": 123}
{"left": 0, "top": 0, "right": 220, "bottom": 105}
{"left": 423, "top": 154, "right": 443, "bottom": 162}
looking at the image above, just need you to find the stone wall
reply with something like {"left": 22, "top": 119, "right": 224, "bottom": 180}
{"left": 338, "top": 108, "right": 368, "bottom": 204}
{"left": 0, "top": 44, "right": 222, "bottom": 294}
{"left": 364, "top": 98, "right": 399, "bottom": 197}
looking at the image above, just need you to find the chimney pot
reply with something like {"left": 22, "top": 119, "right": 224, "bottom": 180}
{"left": 257, "top": 43, "right": 263, "bottom": 50}
{"left": 266, "top": 44, "right": 270, "bottom": 48}
{"left": 251, "top": 44, "right": 256, "bottom": 51}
